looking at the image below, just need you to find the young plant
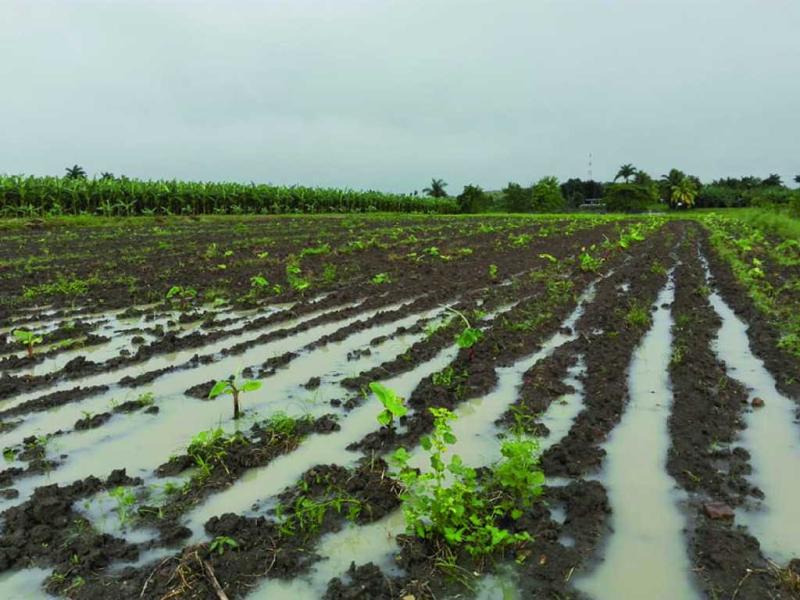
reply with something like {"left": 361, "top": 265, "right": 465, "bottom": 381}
{"left": 446, "top": 308, "right": 482, "bottom": 350}
{"left": 13, "top": 329, "right": 43, "bottom": 359}
{"left": 390, "top": 407, "right": 543, "bottom": 558}
{"left": 209, "top": 535, "right": 238, "bottom": 555}
{"left": 286, "top": 257, "right": 310, "bottom": 292}
{"left": 578, "top": 247, "right": 603, "bottom": 272}
{"left": 109, "top": 486, "right": 137, "bottom": 527}
{"left": 488, "top": 264, "right": 498, "bottom": 280}
{"left": 208, "top": 374, "right": 262, "bottom": 420}
{"left": 369, "top": 382, "right": 407, "bottom": 429}
{"left": 371, "top": 272, "right": 391, "bottom": 285}
{"left": 166, "top": 285, "right": 197, "bottom": 311}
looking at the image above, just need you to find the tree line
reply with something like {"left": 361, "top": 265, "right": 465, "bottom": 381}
{"left": 421, "top": 165, "right": 800, "bottom": 214}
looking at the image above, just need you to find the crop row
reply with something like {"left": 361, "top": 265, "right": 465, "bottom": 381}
{"left": 0, "top": 175, "right": 456, "bottom": 218}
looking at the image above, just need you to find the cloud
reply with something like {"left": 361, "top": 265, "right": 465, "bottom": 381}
{"left": 1, "top": 0, "right": 798, "bottom": 191}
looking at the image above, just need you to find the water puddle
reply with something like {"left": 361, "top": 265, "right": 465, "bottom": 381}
{"left": 182, "top": 341, "right": 461, "bottom": 541}
{"left": 0, "top": 567, "right": 53, "bottom": 599}
{"left": 412, "top": 282, "right": 596, "bottom": 469}
{"left": 0, "top": 305, "right": 441, "bottom": 515}
{"left": 249, "top": 510, "right": 406, "bottom": 598}
{"left": 575, "top": 274, "right": 699, "bottom": 599}
{"left": 709, "top": 289, "right": 800, "bottom": 565}
{"left": 538, "top": 357, "right": 585, "bottom": 452}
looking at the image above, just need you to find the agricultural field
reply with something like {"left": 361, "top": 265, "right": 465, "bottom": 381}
{"left": 0, "top": 213, "right": 798, "bottom": 599}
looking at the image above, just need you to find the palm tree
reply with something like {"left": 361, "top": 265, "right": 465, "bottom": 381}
{"left": 794, "top": 175, "right": 800, "bottom": 185}
{"left": 763, "top": 173, "right": 783, "bottom": 187}
{"left": 423, "top": 178, "right": 448, "bottom": 198}
{"left": 100, "top": 172, "right": 115, "bottom": 180}
{"left": 614, "top": 164, "right": 637, "bottom": 183}
{"left": 670, "top": 177, "right": 698, "bottom": 209}
{"left": 65, "top": 165, "right": 87, "bottom": 180}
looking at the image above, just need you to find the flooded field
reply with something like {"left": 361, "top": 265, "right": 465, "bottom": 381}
{"left": 0, "top": 215, "right": 798, "bottom": 599}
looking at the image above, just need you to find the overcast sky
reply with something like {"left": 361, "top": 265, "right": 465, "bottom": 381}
{"left": 1, "top": 0, "right": 798, "bottom": 192}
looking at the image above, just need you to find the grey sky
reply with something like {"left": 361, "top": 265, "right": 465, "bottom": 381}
{"left": 1, "top": 0, "right": 799, "bottom": 192}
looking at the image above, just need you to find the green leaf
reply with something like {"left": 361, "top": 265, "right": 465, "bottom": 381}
{"left": 420, "top": 436, "right": 432, "bottom": 451}
{"left": 377, "top": 410, "right": 392, "bottom": 426}
{"left": 241, "top": 380, "right": 262, "bottom": 393}
{"left": 369, "top": 382, "right": 407, "bottom": 418}
{"left": 208, "top": 380, "right": 230, "bottom": 399}
{"left": 456, "top": 327, "right": 482, "bottom": 349}
{"left": 443, "top": 432, "right": 457, "bottom": 445}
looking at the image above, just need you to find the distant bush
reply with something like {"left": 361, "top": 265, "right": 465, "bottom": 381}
{"left": 696, "top": 185, "right": 742, "bottom": 208}
{"left": 531, "top": 176, "right": 566, "bottom": 212}
{"left": 603, "top": 183, "right": 653, "bottom": 213}
{"left": 501, "top": 182, "right": 532, "bottom": 212}
{"left": 457, "top": 185, "right": 490, "bottom": 214}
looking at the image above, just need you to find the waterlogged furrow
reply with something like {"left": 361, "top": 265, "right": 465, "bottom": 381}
{"left": 182, "top": 341, "right": 462, "bottom": 541}
{"left": 0, "top": 305, "right": 440, "bottom": 511}
{"left": 251, "top": 286, "right": 601, "bottom": 599}
{"left": 576, "top": 274, "right": 699, "bottom": 599}
{"left": 411, "top": 281, "right": 596, "bottom": 469}
{"left": 0, "top": 296, "right": 348, "bottom": 408}
{"left": 709, "top": 288, "right": 800, "bottom": 565}
{"left": 0, "top": 299, "right": 362, "bottom": 418}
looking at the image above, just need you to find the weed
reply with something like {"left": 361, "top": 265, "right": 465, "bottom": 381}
{"left": 209, "top": 535, "right": 239, "bottom": 555}
{"left": 578, "top": 247, "right": 603, "bottom": 272}
{"left": 625, "top": 302, "right": 650, "bottom": 328}
{"left": 390, "top": 407, "right": 543, "bottom": 557}
{"left": 109, "top": 486, "right": 137, "bottom": 527}
{"left": 488, "top": 264, "right": 498, "bottom": 280}
{"left": 371, "top": 272, "right": 391, "bottom": 285}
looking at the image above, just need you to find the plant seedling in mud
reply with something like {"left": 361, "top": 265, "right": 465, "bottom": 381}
{"left": 286, "top": 257, "right": 311, "bottom": 292}
{"left": 209, "top": 374, "right": 262, "bottom": 420}
{"left": 390, "top": 407, "right": 544, "bottom": 558}
{"left": 166, "top": 285, "right": 197, "bottom": 311}
{"left": 371, "top": 272, "right": 391, "bottom": 285}
{"left": 13, "top": 329, "right": 43, "bottom": 358}
{"left": 187, "top": 427, "right": 244, "bottom": 479}
{"left": 578, "top": 247, "right": 603, "bottom": 272}
{"left": 369, "top": 382, "right": 407, "bottom": 429}
{"left": 445, "top": 307, "right": 482, "bottom": 350}
{"left": 209, "top": 535, "right": 238, "bottom": 555}
{"left": 109, "top": 486, "right": 137, "bottom": 527}
{"left": 488, "top": 264, "right": 498, "bottom": 280}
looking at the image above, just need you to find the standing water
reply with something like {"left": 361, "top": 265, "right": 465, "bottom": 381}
{"left": 709, "top": 290, "right": 800, "bottom": 565}
{"left": 576, "top": 275, "right": 699, "bottom": 599}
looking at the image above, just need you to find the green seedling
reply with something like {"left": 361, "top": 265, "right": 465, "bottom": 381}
{"left": 209, "top": 535, "right": 238, "bottom": 555}
{"left": 209, "top": 374, "right": 262, "bottom": 420}
{"left": 371, "top": 272, "right": 391, "bottom": 285}
{"left": 445, "top": 307, "right": 482, "bottom": 350}
{"left": 286, "top": 257, "right": 311, "bottom": 292}
{"left": 390, "top": 407, "right": 543, "bottom": 557}
{"left": 109, "top": 486, "right": 136, "bottom": 527}
{"left": 578, "top": 247, "right": 603, "bottom": 272}
{"left": 369, "top": 382, "right": 407, "bottom": 429}
{"left": 250, "top": 275, "right": 269, "bottom": 289}
{"left": 13, "top": 329, "right": 43, "bottom": 359}
{"left": 488, "top": 264, "right": 498, "bottom": 280}
{"left": 538, "top": 253, "right": 558, "bottom": 264}
{"left": 166, "top": 285, "right": 197, "bottom": 311}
